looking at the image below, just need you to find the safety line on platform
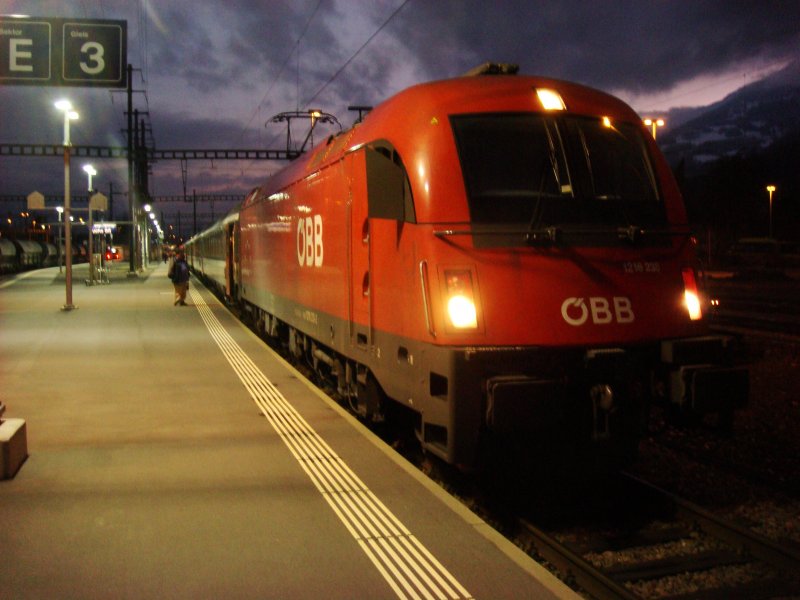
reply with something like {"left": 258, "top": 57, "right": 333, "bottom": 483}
{"left": 0, "top": 269, "right": 38, "bottom": 289}
{"left": 189, "top": 288, "right": 473, "bottom": 600}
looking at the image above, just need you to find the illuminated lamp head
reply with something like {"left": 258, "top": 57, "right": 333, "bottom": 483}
{"left": 681, "top": 268, "right": 703, "bottom": 321}
{"left": 444, "top": 270, "right": 478, "bottom": 330}
{"left": 536, "top": 88, "right": 566, "bottom": 111}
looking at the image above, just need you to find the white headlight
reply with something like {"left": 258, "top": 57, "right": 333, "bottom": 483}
{"left": 448, "top": 295, "right": 477, "bottom": 329}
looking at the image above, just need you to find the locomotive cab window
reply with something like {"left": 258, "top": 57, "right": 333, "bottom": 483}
{"left": 365, "top": 142, "right": 416, "bottom": 223}
{"left": 451, "top": 114, "right": 665, "bottom": 240}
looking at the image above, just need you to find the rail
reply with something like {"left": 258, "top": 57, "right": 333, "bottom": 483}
{"left": 519, "top": 472, "right": 800, "bottom": 599}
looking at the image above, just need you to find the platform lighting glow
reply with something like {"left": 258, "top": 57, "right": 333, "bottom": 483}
{"left": 143, "top": 203, "right": 151, "bottom": 212}
{"left": 602, "top": 116, "right": 612, "bottom": 128}
{"left": 643, "top": 118, "right": 665, "bottom": 139}
{"left": 536, "top": 88, "right": 566, "bottom": 111}
{"left": 54, "top": 99, "right": 78, "bottom": 122}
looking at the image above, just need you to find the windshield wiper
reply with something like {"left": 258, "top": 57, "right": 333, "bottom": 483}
{"left": 527, "top": 122, "right": 566, "bottom": 240}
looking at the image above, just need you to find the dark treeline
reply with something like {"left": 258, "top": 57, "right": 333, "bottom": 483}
{"left": 675, "top": 127, "right": 800, "bottom": 253}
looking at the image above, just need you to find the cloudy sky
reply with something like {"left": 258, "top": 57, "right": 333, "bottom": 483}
{"left": 1, "top": 0, "right": 799, "bottom": 223}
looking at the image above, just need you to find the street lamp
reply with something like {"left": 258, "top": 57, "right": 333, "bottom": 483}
{"left": 83, "top": 164, "right": 97, "bottom": 192}
{"left": 84, "top": 164, "right": 99, "bottom": 285}
{"left": 643, "top": 118, "right": 665, "bottom": 139}
{"left": 56, "top": 206, "right": 64, "bottom": 273}
{"left": 766, "top": 185, "right": 776, "bottom": 239}
{"left": 55, "top": 99, "right": 79, "bottom": 310}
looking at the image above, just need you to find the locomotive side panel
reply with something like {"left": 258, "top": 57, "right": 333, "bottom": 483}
{"left": 240, "top": 160, "right": 351, "bottom": 346}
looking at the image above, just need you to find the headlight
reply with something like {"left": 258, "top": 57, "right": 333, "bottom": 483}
{"left": 444, "top": 269, "right": 478, "bottom": 329}
{"left": 682, "top": 268, "right": 703, "bottom": 321}
{"left": 447, "top": 295, "right": 477, "bottom": 329}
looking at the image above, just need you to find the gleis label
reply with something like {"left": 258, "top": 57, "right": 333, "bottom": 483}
{"left": 561, "top": 296, "right": 635, "bottom": 326}
{"left": 297, "top": 215, "right": 323, "bottom": 267}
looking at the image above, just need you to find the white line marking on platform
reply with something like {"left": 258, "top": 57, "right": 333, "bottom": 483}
{"left": 0, "top": 270, "right": 38, "bottom": 289}
{"left": 189, "top": 287, "right": 473, "bottom": 600}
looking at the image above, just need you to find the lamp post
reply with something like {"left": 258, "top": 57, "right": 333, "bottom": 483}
{"left": 83, "top": 164, "right": 96, "bottom": 192}
{"left": 56, "top": 206, "right": 64, "bottom": 273}
{"left": 766, "top": 185, "right": 776, "bottom": 239}
{"left": 643, "top": 118, "right": 665, "bottom": 139}
{"left": 55, "top": 99, "right": 79, "bottom": 310}
{"left": 84, "top": 164, "right": 97, "bottom": 285}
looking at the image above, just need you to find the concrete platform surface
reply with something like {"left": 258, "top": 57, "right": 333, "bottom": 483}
{"left": 0, "top": 262, "right": 578, "bottom": 599}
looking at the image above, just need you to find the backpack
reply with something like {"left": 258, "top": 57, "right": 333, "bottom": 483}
{"left": 174, "top": 261, "right": 189, "bottom": 281}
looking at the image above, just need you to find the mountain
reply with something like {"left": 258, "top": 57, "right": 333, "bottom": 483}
{"left": 658, "top": 60, "right": 800, "bottom": 172}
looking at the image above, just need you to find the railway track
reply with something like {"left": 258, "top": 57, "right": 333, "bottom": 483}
{"left": 519, "top": 473, "right": 800, "bottom": 600}
{"left": 709, "top": 310, "right": 800, "bottom": 339}
{"left": 646, "top": 424, "right": 800, "bottom": 498}
{"left": 706, "top": 277, "right": 800, "bottom": 338}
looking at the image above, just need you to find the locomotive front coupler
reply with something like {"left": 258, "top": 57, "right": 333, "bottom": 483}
{"left": 660, "top": 336, "right": 749, "bottom": 426}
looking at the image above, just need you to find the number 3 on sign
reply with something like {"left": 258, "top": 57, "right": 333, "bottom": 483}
{"left": 80, "top": 41, "right": 105, "bottom": 75}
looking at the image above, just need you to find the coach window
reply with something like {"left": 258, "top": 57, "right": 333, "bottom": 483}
{"left": 365, "top": 142, "right": 416, "bottom": 223}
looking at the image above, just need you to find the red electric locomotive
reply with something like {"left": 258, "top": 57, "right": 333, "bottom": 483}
{"left": 187, "top": 65, "right": 747, "bottom": 471}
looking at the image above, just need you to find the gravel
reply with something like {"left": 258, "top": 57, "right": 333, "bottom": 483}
{"left": 630, "top": 335, "right": 800, "bottom": 545}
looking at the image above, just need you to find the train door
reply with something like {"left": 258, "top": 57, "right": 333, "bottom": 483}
{"left": 346, "top": 151, "right": 372, "bottom": 348}
{"left": 348, "top": 142, "right": 416, "bottom": 348}
{"left": 225, "top": 221, "right": 238, "bottom": 300}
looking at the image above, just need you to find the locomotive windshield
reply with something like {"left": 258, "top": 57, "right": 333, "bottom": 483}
{"left": 451, "top": 114, "right": 665, "bottom": 239}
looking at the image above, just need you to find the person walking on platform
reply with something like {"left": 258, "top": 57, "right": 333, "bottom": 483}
{"left": 168, "top": 250, "right": 190, "bottom": 306}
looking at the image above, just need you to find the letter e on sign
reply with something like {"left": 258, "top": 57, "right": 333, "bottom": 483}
{"left": 0, "top": 19, "right": 51, "bottom": 82}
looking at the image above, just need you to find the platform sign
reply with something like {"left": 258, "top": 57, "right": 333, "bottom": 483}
{"left": 89, "top": 192, "right": 108, "bottom": 211}
{"left": 0, "top": 19, "right": 51, "bottom": 82}
{"left": 27, "top": 190, "right": 46, "bottom": 209}
{"left": 0, "top": 16, "right": 126, "bottom": 87}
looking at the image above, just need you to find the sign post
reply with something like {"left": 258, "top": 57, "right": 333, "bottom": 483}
{"left": 5, "top": 16, "right": 126, "bottom": 306}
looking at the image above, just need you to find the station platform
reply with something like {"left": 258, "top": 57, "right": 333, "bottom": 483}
{"left": 0, "top": 261, "right": 578, "bottom": 599}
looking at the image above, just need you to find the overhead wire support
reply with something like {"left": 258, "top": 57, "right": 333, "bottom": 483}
{"left": 0, "top": 144, "right": 299, "bottom": 161}
{"left": 348, "top": 105, "right": 373, "bottom": 124}
{"left": 268, "top": 110, "right": 341, "bottom": 155}
{"left": 0, "top": 144, "right": 128, "bottom": 158}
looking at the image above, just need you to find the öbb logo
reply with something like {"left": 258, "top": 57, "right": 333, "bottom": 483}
{"left": 561, "top": 296, "right": 635, "bottom": 326}
{"left": 297, "top": 215, "right": 323, "bottom": 267}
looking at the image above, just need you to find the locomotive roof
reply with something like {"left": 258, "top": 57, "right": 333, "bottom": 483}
{"left": 247, "top": 74, "right": 647, "bottom": 208}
